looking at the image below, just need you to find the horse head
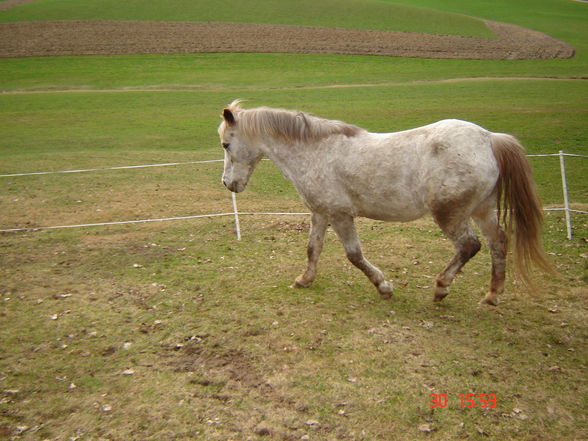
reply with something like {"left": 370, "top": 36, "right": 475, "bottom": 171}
{"left": 218, "top": 102, "right": 263, "bottom": 193}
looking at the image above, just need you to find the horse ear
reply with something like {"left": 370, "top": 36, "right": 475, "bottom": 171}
{"left": 223, "top": 108, "right": 236, "bottom": 126}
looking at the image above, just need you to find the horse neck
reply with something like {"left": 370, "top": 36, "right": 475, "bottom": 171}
{"left": 256, "top": 136, "right": 317, "bottom": 181}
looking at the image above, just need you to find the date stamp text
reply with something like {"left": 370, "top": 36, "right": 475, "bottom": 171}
{"left": 429, "top": 393, "right": 497, "bottom": 408}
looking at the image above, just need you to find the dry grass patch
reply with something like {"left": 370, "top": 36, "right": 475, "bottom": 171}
{"left": 0, "top": 214, "right": 586, "bottom": 440}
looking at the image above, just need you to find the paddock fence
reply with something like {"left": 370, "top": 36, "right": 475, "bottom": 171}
{"left": 1, "top": 151, "right": 586, "bottom": 239}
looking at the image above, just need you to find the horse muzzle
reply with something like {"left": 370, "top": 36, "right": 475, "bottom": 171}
{"left": 223, "top": 178, "right": 246, "bottom": 193}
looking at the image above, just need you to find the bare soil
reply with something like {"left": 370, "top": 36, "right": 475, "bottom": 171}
{"left": 0, "top": 19, "right": 575, "bottom": 60}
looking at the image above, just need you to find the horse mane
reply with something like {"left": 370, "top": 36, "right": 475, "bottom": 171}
{"left": 226, "top": 100, "right": 364, "bottom": 143}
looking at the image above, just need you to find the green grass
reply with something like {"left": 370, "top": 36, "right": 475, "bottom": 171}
{"left": 1, "top": 80, "right": 585, "bottom": 204}
{"left": 384, "top": 0, "right": 588, "bottom": 46}
{"left": 0, "top": 0, "right": 493, "bottom": 36}
{"left": 1, "top": 0, "right": 586, "bottom": 92}
{"left": 0, "top": 0, "right": 587, "bottom": 440}
{"left": 1, "top": 53, "right": 588, "bottom": 95}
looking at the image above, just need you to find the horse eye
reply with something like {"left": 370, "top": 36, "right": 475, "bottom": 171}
{"left": 222, "top": 142, "right": 230, "bottom": 149}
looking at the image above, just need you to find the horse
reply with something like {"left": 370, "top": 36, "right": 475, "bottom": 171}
{"left": 218, "top": 100, "right": 553, "bottom": 305}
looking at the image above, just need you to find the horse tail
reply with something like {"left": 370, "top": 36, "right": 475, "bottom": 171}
{"left": 490, "top": 133, "right": 555, "bottom": 287}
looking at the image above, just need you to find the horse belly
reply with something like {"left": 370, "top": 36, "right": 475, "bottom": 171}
{"left": 334, "top": 142, "right": 428, "bottom": 221}
{"left": 353, "top": 191, "right": 427, "bottom": 222}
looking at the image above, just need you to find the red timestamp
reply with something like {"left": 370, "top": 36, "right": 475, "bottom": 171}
{"left": 429, "top": 393, "right": 497, "bottom": 408}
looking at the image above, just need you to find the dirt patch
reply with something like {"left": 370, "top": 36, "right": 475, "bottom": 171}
{"left": 167, "top": 337, "right": 313, "bottom": 439}
{"left": 170, "top": 338, "right": 271, "bottom": 391}
{"left": 0, "top": 19, "right": 574, "bottom": 60}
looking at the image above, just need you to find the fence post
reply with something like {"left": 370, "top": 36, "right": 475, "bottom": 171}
{"left": 559, "top": 151, "right": 573, "bottom": 240}
{"left": 231, "top": 192, "right": 242, "bottom": 241}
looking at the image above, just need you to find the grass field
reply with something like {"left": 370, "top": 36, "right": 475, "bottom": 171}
{"left": 0, "top": 1, "right": 587, "bottom": 440}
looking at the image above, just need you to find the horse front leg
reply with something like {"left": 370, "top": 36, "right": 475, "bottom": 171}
{"left": 292, "top": 212, "right": 328, "bottom": 288}
{"left": 331, "top": 214, "right": 393, "bottom": 299}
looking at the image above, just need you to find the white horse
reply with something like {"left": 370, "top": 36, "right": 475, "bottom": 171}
{"left": 218, "top": 100, "right": 553, "bottom": 305}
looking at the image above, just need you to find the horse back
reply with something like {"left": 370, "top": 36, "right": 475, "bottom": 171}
{"left": 335, "top": 120, "right": 499, "bottom": 220}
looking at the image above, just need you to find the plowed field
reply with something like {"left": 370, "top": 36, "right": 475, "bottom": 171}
{"left": 0, "top": 17, "right": 575, "bottom": 59}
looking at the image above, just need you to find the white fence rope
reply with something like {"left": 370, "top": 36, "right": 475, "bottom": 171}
{"left": 0, "top": 159, "right": 223, "bottom": 178}
{"left": 527, "top": 153, "right": 588, "bottom": 158}
{"left": 0, "top": 152, "right": 585, "bottom": 239}
{"left": 1, "top": 153, "right": 583, "bottom": 178}
{"left": 0, "top": 213, "right": 235, "bottom": 233}
{"left": 0, "top": 211, "right": 311, "bottom": 234}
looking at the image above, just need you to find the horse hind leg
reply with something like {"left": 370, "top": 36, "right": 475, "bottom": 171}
{"left": 433, "top": 218, "right": 481, "bottom": 302}
{"left": 473, "top": 206, "right": 507, "bottom": 306}
{"left": 331, "top": 214, "right": 393, "bottom": 299}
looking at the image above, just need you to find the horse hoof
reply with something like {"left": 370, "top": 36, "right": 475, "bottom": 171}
{"left": 292, "top": 276, "right": 311, "bottom": 289}
{"left": 479, "top": 296, "right": 498, "bottom": 306}
{"left": 378, "top": 281, "right": 393, "bottom": 299}
{"left": 433, "top": 287, "right": 449, "bottom": 302}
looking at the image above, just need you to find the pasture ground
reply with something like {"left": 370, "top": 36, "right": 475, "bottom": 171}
{"left": 0, "top": 212, "right": 586, "bottom": 440}
{"left": 0, "top": 0, "right": 587, "bottom": 440}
